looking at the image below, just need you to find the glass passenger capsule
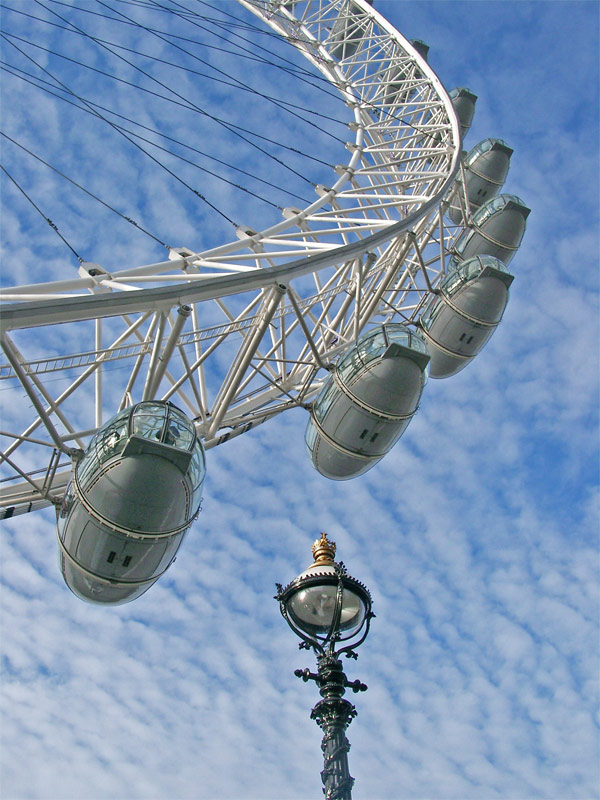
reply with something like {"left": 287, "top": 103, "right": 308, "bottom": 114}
{"left": 420, "top": 255, "right": 514, "bottom": 378}
{"left": 410, "top": 39, "right": 430, "bottom": 61}
{"left": 447, "top": 138, "right": 513, "bottom": 224}
{"left": 305, "top": 324, "right": 430, "bottom": 480}
{"left": 57, "top": 401, "right": 206, "bottom": 605}
{"left": 329, "top": 1, "right": 370, "bottom": 61}
{"left": 453, "top": 193, "right": 530, "bottom": 265}
{"left": 448, "top": 88, "right": 478, "bottom": 140}
{"left": 382, "top": 39, "right": 430, "bottom": 108}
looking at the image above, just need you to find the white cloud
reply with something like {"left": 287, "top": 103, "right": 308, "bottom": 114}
{"left": 1, "top": 2, "right": 598, "bottom": 799}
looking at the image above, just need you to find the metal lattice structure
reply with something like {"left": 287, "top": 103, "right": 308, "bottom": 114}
{"left": 0, "top": 0, "right": 464, "bottom": 516}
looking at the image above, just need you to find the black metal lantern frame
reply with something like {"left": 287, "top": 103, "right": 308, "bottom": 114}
{"left": 276, "top": 561, "right": 373, "bottom": 659}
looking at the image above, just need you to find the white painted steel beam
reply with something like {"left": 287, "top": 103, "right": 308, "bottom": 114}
{"left": 0, "top": 0, "right": 461, "bottom": 513}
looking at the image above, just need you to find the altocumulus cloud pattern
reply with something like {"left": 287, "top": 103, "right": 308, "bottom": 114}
{"left": 0, "top": 1, "right": 598, "bottom": 799}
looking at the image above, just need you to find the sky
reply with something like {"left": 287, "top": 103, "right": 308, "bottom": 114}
{"left": 0, "top": 1, "right": 599, "bottom": 799}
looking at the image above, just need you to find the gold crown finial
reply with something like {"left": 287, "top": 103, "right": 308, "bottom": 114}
{"left": 311, "top": 532, "right": 336, "bottom": 565}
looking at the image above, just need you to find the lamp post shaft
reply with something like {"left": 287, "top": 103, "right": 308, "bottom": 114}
{"left": 310, "top": 655, "right": 358, "bottom": 800}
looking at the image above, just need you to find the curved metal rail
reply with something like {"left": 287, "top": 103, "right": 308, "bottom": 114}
{"left": 0, "top": 0, "right": 461, "bottom": 516}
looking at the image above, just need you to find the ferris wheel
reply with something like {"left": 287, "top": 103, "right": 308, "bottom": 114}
{"left": 0, "top": 0, "right": 528, "bottom": 602}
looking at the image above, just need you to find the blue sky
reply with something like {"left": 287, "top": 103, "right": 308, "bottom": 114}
{"left": 1, "top": 1, "right": 598, "bottom": 799}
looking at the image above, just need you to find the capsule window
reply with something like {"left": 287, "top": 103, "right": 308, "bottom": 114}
{"left": 440, "top": 270, "right": 464, "bottom": 295}
{"left": 370, "top": 433, "right": 379, "bottom": 443}
{"left": 107, "top": 551, "right": 116, "bottom": 563}
{"left": 359, "top": 429, "right": 368, "bottom": 439}
{"left": 133, "top": 413, "right": 166, "bottom": 442}
{"left": 123, "top": 556, "right": 132, "bottom": 567}
{"left": 337, "top": 350, "right": 363, "bottom": 383}
{"left": 356, "top": 331, "right": 386, "bottom": 365}
{"left": 165, "top": 408, "right": 195, "bottom": 450}
{"left": 314, "top": 380, "right": 339, "bottom": 421}
{"left": 459, "top": 333, "right": 467, "bottom": 341}
{"left": 98, "top": 419, "right": 128, "bottom": 464}
{"left": 59, "top": 483, "right": 75, "bottom": 520}
{"left": 305, "top": 422, "right": 318, "bottom": 453}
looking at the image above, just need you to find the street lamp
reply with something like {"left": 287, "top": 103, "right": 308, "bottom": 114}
{"left": 276, "top": 533, "right": 374, "bottom": 800}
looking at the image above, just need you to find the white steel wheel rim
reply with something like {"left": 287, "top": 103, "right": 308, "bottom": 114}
{"left": 0, "top": 0, "right": 461, "bottom": 515}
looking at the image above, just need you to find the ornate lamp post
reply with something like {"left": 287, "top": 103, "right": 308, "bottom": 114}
{"left": 276, "top": 533, "right": 374, "bottom": 800}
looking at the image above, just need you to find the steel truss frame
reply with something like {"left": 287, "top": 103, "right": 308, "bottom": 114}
{"left": 0, "top": 0, "right": 465, "bottom": 516}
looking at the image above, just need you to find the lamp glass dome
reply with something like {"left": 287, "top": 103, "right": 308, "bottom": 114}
{"left": 288, "top": 582, "right": 366, "bottom": 637}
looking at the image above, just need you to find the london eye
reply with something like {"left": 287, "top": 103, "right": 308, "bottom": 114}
{"left": 2, "top": 3, "right": 597, "bottom": 800}
{"left": 1, "top": 3, "right": 528, "bottom": 593}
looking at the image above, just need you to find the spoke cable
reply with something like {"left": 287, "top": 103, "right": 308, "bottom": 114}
{"left": 5, "top": 0, "right": 436, "bottom": 142}
{"left": 144, "top": 0, "right": 360, "bottom": 119}
{"left": 0, "top": 60, "right": 312, "bottom": 205}
{"left": 95, "top": 0, "right": 347, "bottom": 145}
{"left": 0, "top": 163, "right": 84, "bottom": 262}
{"left": 3, "top": 28, "right": 331, "bottom": 167}
{"left": 0, "top": 0, "right": 440, "bottom": 264}
{"left": 0, "top": 36, "right": 318, "bottom": 207}
{"left": 1, "top": 29, "right": 237, "bottom": 225}
{"left": 2, "top": 0, "right": 350, "bottom": 131}
{"left": 186, "top": 0, "right": 438, "bottom": 137}
{"left": 33, "top": 0, "right": 332, "bottom": 184}
{"left": 47, "top": 0, "right": 337, "bottom": 90}
{"left": 139, "top": 0, "right": 342, "bottom": 89}
{"left": 0, "top": 131, "right": 172, "bottom": 249}
{"left": 3, "top": 31, "right": 341, "bottom": 170}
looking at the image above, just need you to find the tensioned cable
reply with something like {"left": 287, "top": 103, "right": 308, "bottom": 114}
{"left": 49, "top": 0, "right": 409, "bottom": 140}
{"left": 192, "top": 0, "right": 325, "bottom": 45}
{"left": 0, "top": 131, "right": 174, "bottom": 248}
{"left": 94, "top": 0, "right": 344, "bottom": 161}
{"left": 98, "top": 125, "right": 284, "bottom": 210}
{"left": 141, "top": 0, "right": 353, "bottom": 111}
{"left": 144, "top": 0, "right": 329, "bottom": 76}
{"left": 32, "top": 0, "right": 333, "bottom": 186}
{"left": 0, "top": 164, "right": 84, "bottom": 262}
{"left": 124, "top": 0, "right": 342, "bottom": 88}
{"left": 188, "top": 0, "right": 354, "bottom": 75}
{"left": 175, "top": 0, "right": 436, "bottom": 134}
{"left": 95, "top": 0, "right": 347, "bottom": 144}
{"left": 47, "top": 0, "right": 337, "bottom": 90}
{"left": 2, "top": 1, "right": 349, "bottom": 132}
{"left": 0, "top": 32, "right": 237, "bottom": 226}
{"left": 0, "top": 61, "right": 313, "bottom": 206}
{"left": 0, "top": 62, "right": 296, "bottom": 212}
{"left": 16, "top": 0, "right": 433, "bottom": 140}
{"left": 2, "top": 0, "right": 437, "bottom": 243}
{"left": 1, "top": 26, "right": 335, "bottom": 174}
